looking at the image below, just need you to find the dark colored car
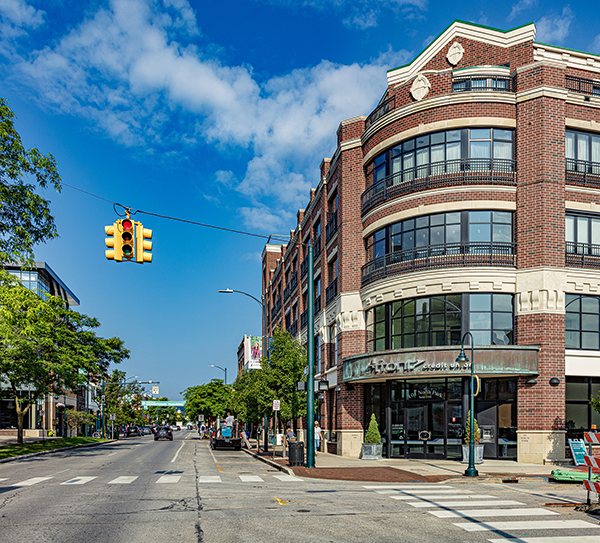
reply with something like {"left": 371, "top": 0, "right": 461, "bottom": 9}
{"left": 154, "top": 426, "right": 173, "bottom": 441}
{"left": 125, "top": 426, "right": 141, "bottom": 437}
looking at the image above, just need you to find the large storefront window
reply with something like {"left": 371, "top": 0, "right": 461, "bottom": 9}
{"left": 566, "top": 294, "right": 600, "bottom": 350}
{"left": 366, "top": 293, "right": 514, "bottom": 352}
{"left": 366, "top": 210, "right": 513, "bottom": 261}
{"left": 566, "top": 377, "right": 600, "bottom": 439}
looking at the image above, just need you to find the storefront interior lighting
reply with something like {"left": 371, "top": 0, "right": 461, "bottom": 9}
{"left": 549, "top": 377, "right": 560, "bottom": 386}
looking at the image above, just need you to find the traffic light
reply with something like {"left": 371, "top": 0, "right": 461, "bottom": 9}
{"left": 105, "top": 221, "right": 123, "bottom": 262}
{"left": 135, "top": 222, "right": 153, "bottom": 263}
{"left": 120, "top": 217, "right": 135, "bottom": 261}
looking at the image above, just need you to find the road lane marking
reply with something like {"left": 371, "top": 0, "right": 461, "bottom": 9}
{"left": 383, "top": 489, "right": 465, "bottom": 495}
{"left": 171, "top": 441, "right": 185, "bottom": 463}
{"left": 156, "top": 475, "right": 181, "bottom": 484}
{"left": 273, "top": 475, "right": 304, "bottom": 482}
{"left": 430, "top": 508, "right": 559, "bottom": 518}
{"left": 240, "top": 475, "right": 264, "bottom": 482}
{"left": 0, "top": 478, "right": 7, "bottom": 482}
{"left": 12, "top": 477, "right": 53, "bottom": 486}
{"left": 364, "top": 484, "right": 454, "bottom": 489}
{"left": 391, "top": 494, "right": 497, "bottom": 500}
{"left": 107, "top": 452, "right": 117, "bottom": 456}
{"left": 487, "top": 537, "right": 600, "bottom": 542}
{"left": 198, "top": 476, "right": 222, "bottom": 483}
{"left": 409, "top": 500, "right": 524, "bottom": 508}
{"left": 108, "top": 476, "right": 138, "bottom": 484}
{"left": 207, "top": 443, "right": 224, "bottom": 473}
{"left": 61, "top": 477, "right": 98, "bottom": 485}
{"left": 456, "top": 519, "right": 600, "bottom": 532}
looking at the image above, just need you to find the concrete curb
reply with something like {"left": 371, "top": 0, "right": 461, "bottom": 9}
{"left": 242, "top": 447, "right": 295, "bottom": 476}
{"left": 0, "top": 439, "right": 118, "bottom": 464}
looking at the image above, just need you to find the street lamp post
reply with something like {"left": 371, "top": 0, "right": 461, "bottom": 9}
{"left": 219, "top": 287, "right": 268, "bottom": 452}
{"left": 456, "top": 332, "right": 478, "bottom": 477}
{"left": 209, "top": 364, "right": 227, "bottom": 385}
{"left": 101, "top": 375, "right": 139, "bottom": 438}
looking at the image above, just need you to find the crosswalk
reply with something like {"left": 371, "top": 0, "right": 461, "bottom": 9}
{"left": 2, "top": 472, "right": 304, "bottom": 488}
{"left": 363, "top": 483, "right": 600, "bottom": 542}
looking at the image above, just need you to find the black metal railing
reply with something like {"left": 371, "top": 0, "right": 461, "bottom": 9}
{"left": 326, "top": 211, "right": 338, "bottom": 243}
{"left": 314, "top": 236, "right": 322, "bottom": 259}
{"left": 361, "top": 242, "right": 516, "bottom": 287}
{"left": 452, "top": 76, "right": 513, "bottom": 93}
{"left": 283, "top": 274, "right": 298, "bottom": 302}
{"left": 566, "top": 159, "right": 600, "bottom": 188}
{"left": 361, "top": 158, "right": 516, "bottom": 215}
{"left": 272, "top": 296, "right": 282, "bottom": 317}
{"left": 300, "top": 310, "right": 308, "bottom": 330}
{"left": 300, "top": 256, "right": 308, "bottom": 278}
{"left": 566, "top": 242, "right": 600, "bottom": 268}
{"left": 325, "top": 277, "right": 338, "bottom": 306}
{"left": 566, "top": 75, "right": 600, "bottom": 97}
{"left": 289, "top": 320, "right": 298, "bottom": 336}
{"left": 365, "top": 96, "right": 396, "bottom": 129}
{"left": 314, "top": 295, "right": 321, "bottom": 314}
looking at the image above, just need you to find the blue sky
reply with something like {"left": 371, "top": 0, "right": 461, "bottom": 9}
{"left": 0, "top": 0, "right": 598, "bottom": 400}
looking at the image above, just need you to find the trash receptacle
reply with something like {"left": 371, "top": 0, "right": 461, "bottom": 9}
{"left": 288, "top": 441, "right": 304, "bottom": 466}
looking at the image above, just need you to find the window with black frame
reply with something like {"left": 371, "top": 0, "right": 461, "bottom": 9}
{"left": 566, "top": 294, "right": 600, "bottom": 350}
{"left": 566, "top": 129, "right": 600, "bottom": 174}
{"left": 566, "top": 212, "right": 600, "bottom": 258}
{"left": 566, "top": 377, "right": 600, "bottom": 439}
{"left": 367, "top": 293, "right": 514, "bottom": 352}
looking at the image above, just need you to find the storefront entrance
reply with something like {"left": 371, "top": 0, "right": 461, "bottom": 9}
{"left": 405, "top": 401, "right": 445, "bottom": 459}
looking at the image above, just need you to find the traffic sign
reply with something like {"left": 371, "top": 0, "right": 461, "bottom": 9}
{"left": 109, "top": 413, "right": 116, "bottom": 421}
{"left": 198, "top": 415, "right": 204, "bottom": 422}
{"left": 272, "top": 400, "right": 280, "bottom": 411}
{"left": 152, "top": 386, "right": 159, "bottom": 395}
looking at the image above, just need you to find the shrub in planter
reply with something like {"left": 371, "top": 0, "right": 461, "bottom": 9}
{"left": 47, "top": 430, "right": 55, "bottom": 437}
{"left": 462, "top": 411, "right": 484, "bottom": 464}
{"left": 362, "top": 414, "right": 382, "bottom": 460}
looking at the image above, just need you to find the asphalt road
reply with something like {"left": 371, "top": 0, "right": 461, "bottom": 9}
{"left": 0, "top": 430, "right": 599, "bottom": 543}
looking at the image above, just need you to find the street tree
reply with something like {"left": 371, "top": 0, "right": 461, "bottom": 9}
{"left": 182, "top": 379, "right": 233, "bottom": 424}
{"left": 231, "top": 368, "right": 272, "bottom": 425}
{"left": 99, "top": 370, "right": 146, "bottom": 433}
{"left": 0, "top": 98, "right": 62, "bottom": 265}
{"left": 143, "top": 397, "right": 180, "bottom": 426}
{"left": 0, "top": 271, "right": 129, "bottom": 443}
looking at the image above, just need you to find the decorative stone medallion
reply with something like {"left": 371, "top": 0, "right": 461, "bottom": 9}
{"left": 410, "top": 74, "right": 431, "bottom": 101}
{"left": 447, "top": 41, "right": 464, "bottom": 66}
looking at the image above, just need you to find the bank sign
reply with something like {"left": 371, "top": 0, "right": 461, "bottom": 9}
{"left": 342, "top": 346, "right": 539, "bottom": 383}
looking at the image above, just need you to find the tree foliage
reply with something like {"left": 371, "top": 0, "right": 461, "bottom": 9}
{"left": 364, "top": 413, "right": 382, "bottom": 444}
{"left": 143, "top": 397, "right": 181, "bottom": 425}
{"left": 182, "top": 379, "right": 233, "bottom": 423}
{"left": 0, "top": 98, "right": 62, "bottom": 265}
{"left": 98, "top": 370, "right": 146, "bottom": 431}
{"left": 0, "top": 271, "right": 129, "bottom": 442}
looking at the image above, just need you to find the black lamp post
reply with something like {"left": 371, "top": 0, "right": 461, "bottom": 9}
{"left": 456, "top": 332, "right": 478, "bottom": 477}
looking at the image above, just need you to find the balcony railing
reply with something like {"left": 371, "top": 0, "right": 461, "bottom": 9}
{"left": 452, "top": 76, "right": 513, "bottom": 93}
{"left": 272, "top": 296, "right": 282, "bottom": 317}
{"left": 300, "top": 309, "right": 308, "bottom": 330}
{"left": 566, "top": 159, "right": 600, "bottom": 188}
{"left": 325, "top": 277, "right": 338, "bottom": 306}
{"left": 314, "top": 236, "right": 322, "bottom": 259}
{"left": 283, "top": 274, "right": 298, "bottom": 302}
{"left": 326, "top": 211, "right": 338, "bottom": 243}
{"left": 566, "top": 242, "right": 600, "bottom": 269}
{"left": 365, "top": 96, "right": 395, "bottom": 129}
{"left": 289, "top": 320, "right": 298, "bottom": 336}
{"left": 361, "top": 242, "right": 516, "bottom": 287}
{"left": 314, "top": 295, "right": 321, "bottom": 314}
{"left": 361, "top": 158, "right": 516, "bottom": 216}
{"left": 566, "top": 75, "right": 600, "bottom": 97}
{"left": 300, "top": 256, "right": 308, "bottom": 279}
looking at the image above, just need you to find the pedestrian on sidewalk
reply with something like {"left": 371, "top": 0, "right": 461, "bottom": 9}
{"left": 314, "top": 421, "right": 322, "bottom": 453}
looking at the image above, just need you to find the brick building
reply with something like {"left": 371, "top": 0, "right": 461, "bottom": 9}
{"left": 261, "top": 20, "right": 600, "bottom": 463}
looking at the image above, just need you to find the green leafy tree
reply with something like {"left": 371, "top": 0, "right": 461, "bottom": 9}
{"left": 98, "top": 370, "right": 146, "bottom": 432}
{"left": 0, "top": 98, "right": 62, "bottom": 265}
{"left": 231, "top": 368, "right": 272, "bottom": 425}
{"left": 65, "top": 408, "right": 97, "bottom": 436}
{"left": 182, "top": 379, "right": 233, "bottom": 423}
{"left": 364, "top": 413, "right": 382, "bottom": 444}
{"left": 0, "top": 271, "right": 129, "bottom": 443}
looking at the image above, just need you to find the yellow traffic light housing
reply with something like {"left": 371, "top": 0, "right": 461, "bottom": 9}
{"left": 120, "top": 217, "right": 135, "bottom": 261}
{"left": 105, "top": 222, "right": 123, "bottom": 262}
{"left": 135, "top": 222, "right": 153, "bottom": 263}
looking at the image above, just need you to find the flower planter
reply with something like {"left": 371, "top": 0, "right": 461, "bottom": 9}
{"left": 461, "top": 444, "right": 484, "bottom": 464}
{"left": 361, "top": 443, "right": 382, "bottom": 460}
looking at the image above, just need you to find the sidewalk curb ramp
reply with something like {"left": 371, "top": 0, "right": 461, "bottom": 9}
{"left": 0, "top": 439, "right": 118, "bottom": 464}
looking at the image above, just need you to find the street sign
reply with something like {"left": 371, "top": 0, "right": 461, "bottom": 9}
{"left": 569, "top": 438, "right": 587, "bottom": 466}
{"left": 198, "top": 415, "right": 204, "bottom": 422}
{"left": 141, "top": 401, "right": 185, "bottom": 407}
{"left": 109, "top": 413, "right": 116, "bottom": 421}
{"left": 273, "top": 400, "right": 280, "bottom": 411}
{"left": 152, "top": 386, "right": 159, "bottom": 395}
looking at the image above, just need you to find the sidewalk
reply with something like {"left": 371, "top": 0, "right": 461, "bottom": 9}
{"left": 244, "top": 440, "right": 567, "bottom": 483}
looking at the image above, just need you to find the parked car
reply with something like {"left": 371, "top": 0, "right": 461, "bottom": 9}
{"left": 125, "top": 426, "right": 141, "bottom": 437}
{"left": 142, "top": 426, "right": 152, "bottom": 435}
{"left": 154, "top": 426, "right": 173, "bottom": 441}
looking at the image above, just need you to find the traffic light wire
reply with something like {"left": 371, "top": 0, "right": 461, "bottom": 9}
{"left": 61, "top": 182, "right": 289, "bottom": 242}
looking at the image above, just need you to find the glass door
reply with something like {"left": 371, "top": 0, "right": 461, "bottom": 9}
{"left": 405, "top": 401, "right": 446, "bottom": 459}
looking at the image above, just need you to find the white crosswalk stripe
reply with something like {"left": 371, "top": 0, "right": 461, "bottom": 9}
{"left": 12, "top": 477, "right": 52, "bottom": 486}
{"left": 273, "top": 475, "right": 304, "bottom": 482}
{"left": 487, "top": 537, "right": 600, "bottom": 542}
{"left": 108, "top": 476, "right": 138, "bottom": 484}
{"left": 156, "top": 475, "right": 181, "bottom": 484}
{"left": 239, "top": 475, "right": 264, "bottom": 482}
{"left": 364, "top": 484, "right": 454, "bottom": 489}
{"left": 0, "top": 478, "right": 7, "bottom": 482}
{"left": 61, "top": 477, "right": 97, "bottom": 485}
{"left": 429, "top": 508, "right": 559, "bottom": 518}
{"left": 392, "top": 494, "right": 497, "bottom": 500}
{"left": 379, "top": 489, "right": 463, "bottom": 495}
{"left": 198, "top": 476, "right": 222, "bottom": 483}
{"left": 408, "top": 499, "right": 525, "bottom": 508}
{"left": 456, "top": 519, "right": 600, "bottom": 532}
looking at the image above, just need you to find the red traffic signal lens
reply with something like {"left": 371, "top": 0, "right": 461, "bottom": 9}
{"left": 122, "top": 219, "right": 133, "bottom": 230}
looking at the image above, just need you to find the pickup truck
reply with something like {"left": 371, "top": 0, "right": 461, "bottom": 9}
{"left": 209, "top": 421, "right": 242, "bottom": 450}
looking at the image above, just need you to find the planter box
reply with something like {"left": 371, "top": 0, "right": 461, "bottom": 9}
{"left": 461, "top": 444, "right": 485, "bottom": 464}
{"left": 361, "top": 443, "right": 382, "bottom": 460}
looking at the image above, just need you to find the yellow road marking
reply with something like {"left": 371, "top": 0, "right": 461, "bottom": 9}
{"left": 215, "top": 462, "right": 224, "bottom": 473}
{"left": 273, "top": 497, "right": 307, "bottom": 505}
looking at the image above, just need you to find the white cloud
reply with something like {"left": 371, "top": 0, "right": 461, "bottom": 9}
{"left": 507, "top": 0, "right": 537, "bottom": 22}
{"left": 590, "top": 33, "right": 600, "bottom": 54}
{"left": 6, "top": 0, "right": 411, "bottom": 233}
{"left": 536, "top": 6, "right": 573, "bottom": 44}
{"left": 0, "top": 0, "right": 44, "bottom": 56}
